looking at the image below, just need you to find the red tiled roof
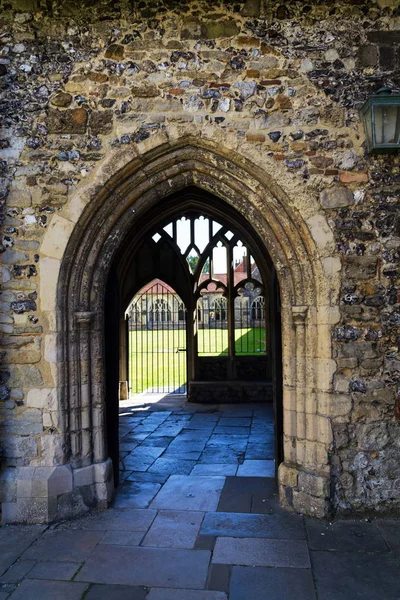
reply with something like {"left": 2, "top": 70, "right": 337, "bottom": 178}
{"left": 137, "top": 279, "right": 176, "bottom": 294}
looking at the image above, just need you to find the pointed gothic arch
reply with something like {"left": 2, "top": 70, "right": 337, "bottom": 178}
{"left": 29, "top": 137, "right": 340, "bottom": 522}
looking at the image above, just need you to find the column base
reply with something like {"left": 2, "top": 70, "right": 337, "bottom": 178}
{"left": 0, "top": 458, "right": 114, "bottom": 524}
{"left": 278, "top": 461, "right": 331, "bottom": 519}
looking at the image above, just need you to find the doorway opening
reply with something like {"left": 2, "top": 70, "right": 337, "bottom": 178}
{"left": 104, "top": 187, "right": 282, "bottom": 488}
{"left": 127, "top": 280, "right": 187, "bottom": 395}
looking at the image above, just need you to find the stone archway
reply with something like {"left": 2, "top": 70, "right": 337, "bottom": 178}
{"left": 6, "top": 137, "right": 340, "bottom": 523}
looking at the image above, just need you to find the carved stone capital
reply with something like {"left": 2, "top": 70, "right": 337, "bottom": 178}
{"left": 75, "top": 311, "right": 94, "bottom": 328}
{"left": 292, "top": 305, "right": 308, "bottom": 326}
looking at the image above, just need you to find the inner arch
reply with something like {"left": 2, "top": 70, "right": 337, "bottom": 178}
{"left": 105, "top": 187, "right": 283, "bottom": 483}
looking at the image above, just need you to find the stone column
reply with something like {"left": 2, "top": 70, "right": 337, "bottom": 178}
{"left": 292, "top": 305, "right": 308, "bottom": 462}
{"left": 74, "top": 311, "right": 94, "bottom": 467}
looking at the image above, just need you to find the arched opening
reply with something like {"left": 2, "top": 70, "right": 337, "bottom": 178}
{"left": 105, "top": 188, "right": 282, "bottom": 487}
{"left": 45, "top": 138, "right": 336, "bottom": 523}
{"left": 127, "top": 280, "right": 187, "bottom": 396}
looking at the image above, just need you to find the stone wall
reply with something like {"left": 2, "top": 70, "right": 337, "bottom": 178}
{"left": 0, "top": 0, "right": 399, "bottom": 521}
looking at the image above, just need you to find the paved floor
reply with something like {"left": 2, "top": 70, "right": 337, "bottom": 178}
{"left": 1, "top": 396, "right": 400, "bottom": 599}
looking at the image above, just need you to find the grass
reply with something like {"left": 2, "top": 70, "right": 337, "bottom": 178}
{"left": 129, "top": 327, "right": 266, "bottom": 393}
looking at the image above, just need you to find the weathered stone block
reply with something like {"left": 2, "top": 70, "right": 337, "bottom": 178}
{"left": 105, "top": 44, "right": 124, "bottom": 60}
{"left": 1, "top": 409, "right": 43, "bottom": 435}
{"left": 47, "top": 108, "right": 88, "bottom": 134}
{"left": 7, "top": 185, "right": 32, "bottom": 208}
{"left": 74, "top": 465, "right": 94, "bottom": 488}
{"left": 26, "top": 388, "right": 56, "bottom": 410}
{"left": 35, "top": 465, "right": 73, "bottom": 498}
{"left": 338, "top": 341, "right": 379, "bottom": 360}
{"left": 241, "top": 0, "right": 260, "bottom": 16}
{"left": 367, "top": 31, "right": 400, "bottom": 44}
{"left": 320, "top": 186, "right": 354, "bottom": 209}
{"left": 201, "top": 19, "right": 239, "bottom": 39}
{"left": 89, "top": 111, "right": 113, "bottom": 135}
{"left": 131, "top": 83, "right": 160, "bottom": 97}
{"left": 41, "top": 214, "right": 75, "bottom": 260}
{"left": 358, "top": 46, "right": 378, "bottom": 67}
{"left": 7, "top": 365, "right": 43, "bottom": 387}
{"left": 379, "top": 46, "right": 396, "bottom": 71}
{"left": 0, "top": 468, "right": 17, "bottom": 503}
{"left": 93, "top": 458, "right": 113, "bottom": 484}
{"left": 298, "top": 472, "right": 329, "bottom": 498}
{"left": 292, "top": 490, "right": 330, "bottom": 518}
{"left": 346, "top": 257, "right": 377, "bottom": 280}
{"left": 278, "top": 463, "right": 298, "bottom": 487}
{"left": 14, "top": 497, "right": 58, "bottom": 524}
{"left": 50, "top": 91, "right": 73, "bottom": 107}
{"left": 1, "top": 436, "right": 38, "bottom": 460}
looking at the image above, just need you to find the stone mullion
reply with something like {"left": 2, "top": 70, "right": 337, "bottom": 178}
{"left": 292, "top": 306, "right": 308, "bottom": 466}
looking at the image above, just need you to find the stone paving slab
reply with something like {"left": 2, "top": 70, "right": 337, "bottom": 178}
{"left": 162, "top": 450, "right": 202, "bottom": 460}
{"left": 201, "top": 511, "right": 305, "bottom": 539}
{"left": 213, "top": 537, "right": 311, "bottom": 568}
{"left": 100, "top": 531, "right": 144, "bottom": 546}
{"left": 230, "top": 566, "right": 316, "bottom": 600}
{"left": 7, "top": 579, "right": 88, "bottom": 600}
{"left": 22, "top": 530, "right": 104, "bottom": 563}
{"left": 147, "top": 589, "right": 227, "bottom": 599}
{"left": 199, "top": 449, "right": 243, "bottom": 464}
{"left": 85, "top": 584, "right": 149, "bottom": 599}
{"left": 218, "top": 418, "right": 252, "bottom": 427}
{"left": 237, "top": 460, "right": 275, "bottom": 477}
{"left": 57, "top": 508, "right": 156, "bottom": 532}
{"left": 312, "top": 550, "right": 400, "bottom": 600}
{"left": 127, "top": 447, "right": 165, "bottom": 461}
{"left": 28, "top": 561, "right": 81, "bottom": 581}
{"left": 0, "top": 560, "right": 35, "bottom": 584}
{"left": 112, "top": 482, "right": 161, "bottom": 508}
{"left": 190, "top": 464, "right": 238, "bottom": 476}
{"left": 122, "top": 433, "right": 150, "bottom": 442}
{"left": 206, "top": 438, "right": 248, "bottom": 450}
{"left": 173, "top": 431, "right": 209, "bottom": 441}
{"left": 213, "top": 427, "right": 250, "bottom": 435}
{"left": 142, "top": 510, "right": 204, "bottom": 548}
{"left": 151, "top": 476, "right": 225, "bottom": 511}
{"left": 4, "top": 402, "right": 400, "bottom": 600}
{"left": 126, "top": 472, "right": 169, "bottom": 484}
{"left": 217, "top": 476, "right": 283, "bottom": 514}
{"left": 166, "top": 440, "right": 206, "bottom": 452}
{"left": 207, "top": 564, "right": 230, "bottom": 593}
{"left": 0, "top": 526, "right": 45, "bottom": 577}
{"left": 375, "top": 519, "right": 400, "bottom": 550}
{"left": 305, "top": 518, "right": 389, "bottom": 552}
{"left": 149, "top": 457, "right": 197, "bottom": 475}
{"left": 141, "top": 436, "right": 175, "bottom": 447}
{"left": 121, "top": 457, "right": 155, "bottom": 472}
{"left": 183, "top": 422, "right": 216, "bottom": 431}
{"left": 76, "top": 545, "right": 211, "bottom": 589}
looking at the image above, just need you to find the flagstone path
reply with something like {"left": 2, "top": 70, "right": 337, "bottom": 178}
{"left": 1, "top": 396, "right": 400, "bottom": 599}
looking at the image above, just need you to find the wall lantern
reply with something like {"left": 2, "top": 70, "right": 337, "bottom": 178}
{"left": 360, "top": 88, "right": 400, "bottom": 154}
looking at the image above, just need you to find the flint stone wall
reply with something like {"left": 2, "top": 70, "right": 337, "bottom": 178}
{"left": 0, "top": 0, "right": 399, "bottom": 521}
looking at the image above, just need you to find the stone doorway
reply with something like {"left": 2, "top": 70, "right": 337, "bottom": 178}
{"left": 2, "top": 140, "right": 338, "bottom": 525}
{"left": 106, "top": 189, "right": 282, "bottom": 488}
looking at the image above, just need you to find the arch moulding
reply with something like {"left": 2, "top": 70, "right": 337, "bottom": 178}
{"left": 6, "top": 137, "right": 341, "bottom": 523}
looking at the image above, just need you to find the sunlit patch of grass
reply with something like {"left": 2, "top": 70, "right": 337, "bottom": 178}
{"left": 129, "top": 327, "right": 266, "bottom": 393}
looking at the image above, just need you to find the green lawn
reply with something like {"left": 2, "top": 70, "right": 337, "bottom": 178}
{"left": 129, "top": 327, "right": 266, "bottom": 393}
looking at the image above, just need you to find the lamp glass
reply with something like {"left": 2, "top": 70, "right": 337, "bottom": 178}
{"left": 373, "top": 104, "right": 400, "bottom": 145}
